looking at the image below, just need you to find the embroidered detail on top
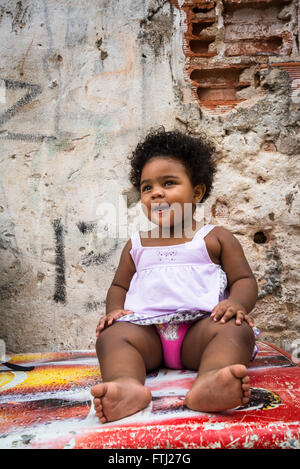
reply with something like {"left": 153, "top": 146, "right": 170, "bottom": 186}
{"left": 157, "top": 249, "right": 177, "bottom": 262}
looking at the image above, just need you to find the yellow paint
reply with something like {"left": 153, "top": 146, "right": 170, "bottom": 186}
{"left": 3, "top": 366, "right": 101, "bottom": 391}
{"left": 0, "top": 372, "right": 14, "bottom": 388}
{"left": 6, "top": 353, "right": 48, "bottom": 362}
{"left": 262, "top": 390, "right": 282, "bottom": 410}
{"left": 5, "top": 352, "right": 75, "bottom": 363}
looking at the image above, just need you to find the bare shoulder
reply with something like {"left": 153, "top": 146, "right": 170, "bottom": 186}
{"left": 207, "top": 226, "right": 255, "bottom": 286}
{"left": 204, "top": 226, "right": 242, "bottom": 264}
{"left": 122, "top": 237, "right": 133, "bottom": 252}
{"left": 209, "top": 226, "right": 240, "bottom": 244}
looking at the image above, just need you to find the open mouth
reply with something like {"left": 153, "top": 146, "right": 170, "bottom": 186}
{"left": 152, "top": 203, "right": 170, "bottom": 213}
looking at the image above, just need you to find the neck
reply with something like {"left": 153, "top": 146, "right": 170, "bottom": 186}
{"left": 157, "top": 217, "right": 202, "bottom": 239}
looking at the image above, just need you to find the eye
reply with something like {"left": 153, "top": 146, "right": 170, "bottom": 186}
{"left": 165, "top": 180, "right": 174, "bottom": 186}
{"left": 141, "top": 184, "right": 151, "bottom": 192}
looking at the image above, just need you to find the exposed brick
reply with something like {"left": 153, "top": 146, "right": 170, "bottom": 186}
{"left": 182, "top": 1, "right": 217, "bottom": 58}
{"left": 176, "top": 0, "right": 295, "bottom": 114}
{"left": 189, "top": 39, "right": 217, "bottom": 57}
{"left": 225, "top": 38, "right": 284, "bottom": 57}
{"left": 224, "top": 0, "right": 291, "bottom": 7}
{"left": 188, "top": 64, "right": 252, "bottom": 110}
{"left": 298, "top": 1, "right": 300, "bottom": 48}
{"left": 224, "top": 0, "right": 293, "bottom": 57}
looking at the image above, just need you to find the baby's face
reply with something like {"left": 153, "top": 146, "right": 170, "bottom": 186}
{"left": 140, "top": 156, "right": 205, "bottom": 233}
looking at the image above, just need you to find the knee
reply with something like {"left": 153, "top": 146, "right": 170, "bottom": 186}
{"left": 95, "top": 330, "right": 107, "bottom": 355}
{"left": 240, "top": 321, "right": 255, "bottom": 343}
{"left": 95, "top": 324, "right": 120, "bottom": 354}
{"left": 223, "top": 319, "right": 255, "bottom": 348}
{"left": 95, "top": 323, "right": 147, "bottom": 354}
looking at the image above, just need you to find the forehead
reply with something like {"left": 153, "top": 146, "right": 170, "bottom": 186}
{"left": 141, "top": 156, "right": 188, "bottom": 178}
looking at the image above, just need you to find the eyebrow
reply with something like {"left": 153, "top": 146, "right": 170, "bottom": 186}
{"left": 140, "top": 175, "right": 180, "bottom": 186}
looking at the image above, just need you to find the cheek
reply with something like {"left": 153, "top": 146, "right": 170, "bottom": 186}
{"left": 140, "top": 199, "right": 150, "bottom": 217}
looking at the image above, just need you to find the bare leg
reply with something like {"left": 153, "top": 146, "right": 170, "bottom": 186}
{"left": 181, "top": 317, "right": 255, "bottom": 412}
{"left": 91, "top": 322, "right": 162, "bottom": 423}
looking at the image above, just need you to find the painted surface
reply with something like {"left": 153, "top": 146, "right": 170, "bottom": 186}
{"left": 0, "top": 341, "right": 299, "bottom": 449}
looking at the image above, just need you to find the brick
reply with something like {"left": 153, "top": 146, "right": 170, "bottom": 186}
{"left": 177, "top": 0, "right": 295, "bottom": 112}
{"left": 225, "top": 37, "right": 283, "bottom": 57}
{"left": 188, "top": 39, "right": 217, "bottom": 56}
{"left": 224, "top": 0, "right": 291, "bottom": 6}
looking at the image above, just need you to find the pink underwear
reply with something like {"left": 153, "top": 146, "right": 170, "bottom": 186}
{"left": 155, "top": 323, "right": 193, "bottom": 369}
{"left": 155, "top": 321, "right": 259, "bottom": 369}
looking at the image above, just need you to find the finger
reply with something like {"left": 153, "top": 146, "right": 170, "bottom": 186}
{"left": 211, "top": 304, "right": 222, "bottom": 317}
{"left": 113, "top": 311, "right": 126, "bottom": 321}
{"left": 97, "top": 309, "right": 133, "bottom": 334}
{"left": 220, "top": 307, "right": 236, "bottom": 323}
{"left": 211, "top": 305, "right": 227, "bottom": 321}
{"left": 122, "top": 310, "right": 133, "bottom": 316}
{"left": 96, "top": 316, "right": 110, "bottom": 333}
{"left": 106, "top": 311, "right": 125, "bottom": 326}
{"left": 101, "top": 316, "right": 110, "bottom": 327}
{"left": 107, "top": 313, "right": 122, "bottom": 325}
{"left": 96, "top": 320, "right": 113, "bottom": 335}
{"left": 96, "top": 321, "right": 105, "bottom": 332}
{"left": 235, "top": 310, "right": 245, "bottom": 325}
{"left": 114, "top": 310, "right": 132, "bottom": 320}
{"left": 96, "top": 323, "right": 105, "bottom": 337}
{"left": 96, "top": 325, "right": 104, "bottom": 337}
{"left": 244, "top": 314, "right": 254, "bottom": 327}
{"left": 96, "top": 319, "right": 112, "bottom": 336}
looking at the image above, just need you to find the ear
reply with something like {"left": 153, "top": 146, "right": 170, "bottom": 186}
{"left": 193, "top": 184, "right": 206, "bottom": 204}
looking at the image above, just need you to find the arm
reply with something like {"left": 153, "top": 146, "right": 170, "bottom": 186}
{"left": 209, "top": 227, "right": 258, "bottom": 325}
{"left": 96, "top": 239, "right": 136, "bottom": 336}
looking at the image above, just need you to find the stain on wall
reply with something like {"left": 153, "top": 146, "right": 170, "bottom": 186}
{"left": 52, "top": 219, "right": 66, "bottom": 304}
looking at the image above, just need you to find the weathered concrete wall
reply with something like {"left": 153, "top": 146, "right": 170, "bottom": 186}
{"left": 0, "top": 0, "right": 299, "bottom": 354}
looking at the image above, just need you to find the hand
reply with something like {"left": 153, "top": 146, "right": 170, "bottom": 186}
{"left": 210, "top": 300, "right": 254, "bottom": 327}
{"left": 96, "top": 309, "right": 134, "bottom": 337}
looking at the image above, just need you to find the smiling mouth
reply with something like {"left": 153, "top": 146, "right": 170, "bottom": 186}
{"left": 152, "top": 204, "right": 170, "bottom": 213}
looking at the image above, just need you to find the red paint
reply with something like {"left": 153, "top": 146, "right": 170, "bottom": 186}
{"left": 0, "top": 342, "right": 299, "bottom": 449}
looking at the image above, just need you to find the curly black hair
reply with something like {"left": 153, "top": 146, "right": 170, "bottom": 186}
{"left": 128, "top": 128, "right": 216, "bottom": 202}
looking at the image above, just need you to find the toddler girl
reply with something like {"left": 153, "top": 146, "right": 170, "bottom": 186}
{"left": 91, "top": 129, "right": 258, "bottom": 423}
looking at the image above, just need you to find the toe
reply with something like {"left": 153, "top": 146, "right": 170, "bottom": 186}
{"left": 95, "top": 408, "right": 106, "bottom": 422}
{"left": 231, "top": 364, "right": 248, "bottom": 379}
{"left": 241, "top": 375, "right": 250, "bottom": 384}
{"left": 94, "top": 403, "right": 102, "bottom": 412}
{"left": 93, "top": 397, "right": 101, "bottom": 407}
{"left": 242, "top": 382, "right": 250, "bottom": 391}
{"left": 91, "top": 384, "right": 105, "bottom": 397}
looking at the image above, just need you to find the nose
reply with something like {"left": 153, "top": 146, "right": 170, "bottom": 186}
{"left": 151, "top": 184, "right": 165, "bottom": 199}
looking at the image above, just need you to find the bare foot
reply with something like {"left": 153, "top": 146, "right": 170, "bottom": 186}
{"left": 91, "top": 379, "right": 152, "bottom": 423}
{"left": 185, "top": 364, "right": 251, "bottom": 413}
